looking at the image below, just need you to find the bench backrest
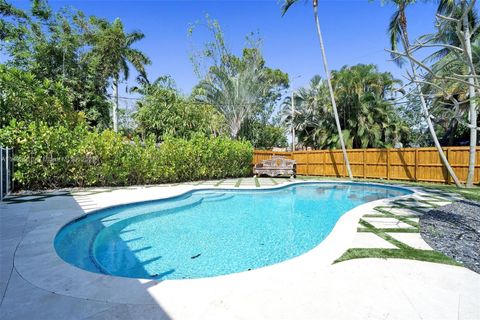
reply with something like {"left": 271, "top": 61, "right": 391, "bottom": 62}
{"left": 261, "top": 156, "right": 295, "bottom": 168}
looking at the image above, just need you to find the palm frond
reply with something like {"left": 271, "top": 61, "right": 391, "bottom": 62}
{"left": 280, "top": 0, "right": 299, "bottom": 16}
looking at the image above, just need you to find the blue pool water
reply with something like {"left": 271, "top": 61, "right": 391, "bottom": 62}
{"left": 54, "top": 183, "right": 411, "bottom": 280}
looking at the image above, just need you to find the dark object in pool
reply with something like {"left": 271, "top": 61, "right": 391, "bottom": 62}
{"left": 248, "top": 268, "right": 251, "bottom": 271}
{"left": 150, "top": 274, "right": 159, "bottom": 277}
{"left": 191, "top": 253, "right": 201, "bottom": 259}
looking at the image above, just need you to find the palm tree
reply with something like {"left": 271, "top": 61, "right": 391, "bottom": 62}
{"left": 283, "top": 67, "right": 409, "bottom": 150}
{"left": 387, "top": 0, "right": 463, "bottom": 187}
{"left": 195, "top": 55, "right": 270, "bottom": 138}
{"left": 281, "top": 0, "right": 353, "bottom": 179}
{"left": 89, "top": 18, "right": 151, "bottom": 132}
{"left": 434, "top": 1, "right": 478, "bottom": 187}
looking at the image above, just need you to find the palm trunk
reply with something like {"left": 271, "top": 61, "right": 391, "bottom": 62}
{"left": 461, "top": 2, "right": 478, "bottom": 188}
{"left": 313, "top": 1, "right": 353, "bottom": 179}
{"left": 113, "top": 77, "right": 119, "bottom": 133}
{"left": 399, "top": 15, "right": 463, "bottom": 187}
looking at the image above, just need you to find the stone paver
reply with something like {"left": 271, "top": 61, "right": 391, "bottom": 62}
{"left": 363, "top": 217, "right": 416, "bottom": 229}
{"left": 386, "top": 233, "right": 433, "bottom": 250}
{"left": 381, "top": 207, "right": 422, "bottom": 217}
{"left": 350, "top": 232, "right": 397, "bottom": 249}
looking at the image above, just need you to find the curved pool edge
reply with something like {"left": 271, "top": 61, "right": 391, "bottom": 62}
{"left": 14, "top": 180, "right": 419, "bottom": 305}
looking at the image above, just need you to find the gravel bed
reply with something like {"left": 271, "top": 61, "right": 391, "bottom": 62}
{"left": 420, "top": 200, "right": 480, "bottom": 273}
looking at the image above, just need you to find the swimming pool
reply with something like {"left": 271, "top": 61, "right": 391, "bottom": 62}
{"left": 54, "top": 182, "right": 411, "bottom": 280}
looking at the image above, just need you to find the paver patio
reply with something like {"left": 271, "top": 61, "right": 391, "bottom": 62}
{"left": 1, "top": 178, "right": 479, "bottom": 319}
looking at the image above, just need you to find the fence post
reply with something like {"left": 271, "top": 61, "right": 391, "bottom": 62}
{"left": 306, "top": 152, "right": 310, "bottom": 176}
{"left": 446, "top": 148, "right": 451, "bottom": 184}
{"left": 323, "top": 151, "right": 326, "bottom": 177}
{"left": 363, "top": 149, "right": 366, "bottom": 179}
{"left": 386, "top": 148, "right": 390, "bottom": 180}
{"left": 6, "top": 147, "right": 9, "bottom": 197}
{"left": 414, "top": 149, "right": 418, "bottom": 182}
{"left": 0, "top": 147, "right": 3, "bottom": 201}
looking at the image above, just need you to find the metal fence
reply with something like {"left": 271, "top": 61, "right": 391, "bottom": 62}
{"left": 1, "top": 146, "right": 13, "bottom": 201}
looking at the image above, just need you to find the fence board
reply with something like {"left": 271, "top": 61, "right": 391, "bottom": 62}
{"left": 253, "top": 146, "right": 480, "bottom": 185}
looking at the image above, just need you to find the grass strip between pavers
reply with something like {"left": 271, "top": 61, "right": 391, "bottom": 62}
{"left": 214, "top": 180, "right": 225, "bottom": 187}
{"left": 359, "top": 219, "right": 412, "bottom": 250}
{"left": 418, "top": 194, "right": 455, "bottom": 202}
{"left": 362, "top": 214, "right": 390, "bottom": 218}
{"left": 270, "top": 178, "right": 278, "bottom": 185}
{"left": 338, "top": 207, "right": 461, "bottom": 267}
{"left": 389, "top": 203, "right": 432, "bottom": 214}
{"left": 254, "top": 177, "right": 260, "bottom": 187}
{"left": 373, "top": 207, "right": 419, "bottom": 228}
{"left": 358, "top": 227, "right": 420, "bottom": 233}
{"left": 394, "top": 198, "right": 440, "bottom": 208}
{"left": 334, "top": 248, "right": 462, "bottom": 267}
{"left": 234, "top": 178, "right": 242, "bottom": 188}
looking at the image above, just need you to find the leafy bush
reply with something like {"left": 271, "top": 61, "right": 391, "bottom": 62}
{"left": 0, "top": 65, "right": 81, "bottom": 128}
{"left": 134, "top": 87, "right": 227, "bottom": 141}
{"left": 0, "top": 122, "right": 253, "bottom": 190}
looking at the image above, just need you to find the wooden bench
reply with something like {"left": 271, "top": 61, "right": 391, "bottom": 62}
{"left": 253, "top": 156, "right": 296, "bottom": 178}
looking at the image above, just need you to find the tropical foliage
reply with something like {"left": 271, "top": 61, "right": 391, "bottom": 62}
{"left": 190, "top": 18, "right": 289, "bottom": 139}
{"left": 134, "top": 85, "right": 226, "bottom": 141}
{"left": 86, "top": 17, "right": 151, "bottom": 131}
{"left": 0, "top": 121, "right": 253, "bottom": 189}
{"left": 282, "top": 65, "right": 410, "bottom": 149}
{"left": 1, "top": 0, "right": 112, "bottom": 127}
{"left": 0, "top": 65, "right": 79, "bottom": 127}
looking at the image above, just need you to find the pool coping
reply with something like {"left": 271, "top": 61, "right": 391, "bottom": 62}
{"left": 13, "top": 180, "right": 424, "bottom": 305}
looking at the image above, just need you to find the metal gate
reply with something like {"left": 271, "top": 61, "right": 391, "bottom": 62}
{"left": 1, "top": 146, "right": 13, "bottom": 201}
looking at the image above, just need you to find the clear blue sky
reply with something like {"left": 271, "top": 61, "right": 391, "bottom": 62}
{"left": 10, "top": 0, "right": 440, "bottom": 94}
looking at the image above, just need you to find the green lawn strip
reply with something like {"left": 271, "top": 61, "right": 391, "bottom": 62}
{"left": 269, "top": 178, "right": 278, "bottom": 185}
{"left": 254, "top": 177, "right": 260, "bottom": 187}
{"left": 358, "top": 227, "right": 419, "bottom": 233}
{"left": 391, "top": 201, "right": 434, "bottom": 213}
{"left": 362, "top": 214, "right": 389, "bottom": 218}
{"left": 359, "top": 219, "right": 412, "bottom": 250}
{"left": 376, "top": 204, "right": 427, "bottom": 214}
{"left": 418, "top": 194, "right": 454, "bottom": 202}
{"left": 393, "top": 198, "right": 441, "bottom": 208}
{"left": 373, "top": 207, "right": 419, "bottom": 228}
{"left": 234, "top": 178, "right": 242, "bottom": 187}
{"left": 333, "top": 248, "right": 462, "bottom": 267}
{"left": 214, "top": 179, "right": 225, "bottom": 187}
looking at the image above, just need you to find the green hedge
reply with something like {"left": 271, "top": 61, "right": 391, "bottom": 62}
{"left": 0, "top": 122, "right": 253, "bottom": 190}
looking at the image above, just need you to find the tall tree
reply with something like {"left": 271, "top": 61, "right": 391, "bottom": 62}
{"left": 88, "top": 18, "right": 151, "bottom": 132}
{"left": 387, "top": 0, "right": 463, "bottom": 187}
{"left": 190, "top": 18, "right": 289, "bottom": 139}
{"left": 282, "top": 66, "right": 410, "bottom": 149}
{"left": 281, "top": 0, "right": 353, "bottom": 179}
{"left": 435, "top": 0, "right": 478, "bottom": 187}
{"left": 1, "top": 0, "right": 113, "bottom": 127}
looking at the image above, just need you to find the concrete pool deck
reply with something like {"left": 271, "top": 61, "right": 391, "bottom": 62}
{"left": 0, "top": 178, "right": 479, "bottom": 319}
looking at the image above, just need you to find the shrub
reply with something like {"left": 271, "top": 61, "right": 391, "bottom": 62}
{"left": 0, "top": 65, "right": 81, "bottom": 128}
{"left": 0, "top": 122, "right": 253, "bottom": 190}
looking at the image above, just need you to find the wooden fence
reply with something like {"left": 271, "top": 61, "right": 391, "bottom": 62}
{"left": 253, "top": 146, "right": 480, "bottom": 185}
